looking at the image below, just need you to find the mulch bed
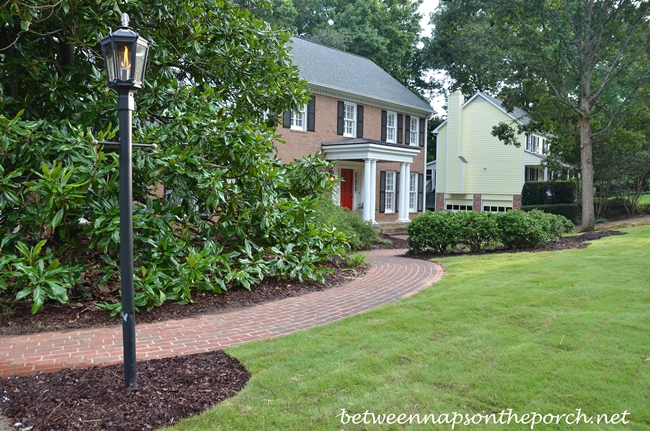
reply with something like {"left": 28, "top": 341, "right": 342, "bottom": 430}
{"left": 1, "top": 351, "right": 248, "bottom": 431}
{"left": 0, "top": 231, "right": 623, "bottom": 430}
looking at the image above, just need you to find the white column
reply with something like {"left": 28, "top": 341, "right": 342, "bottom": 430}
{"left": 543, "top": 167, "right": 548, "bottom": 181}
{"left": 370, "top": 159, "right": 377, "bottom": 224}
{"left": 363, "top": 159, "right": 372, "bottom": 222}
{"left": 397, "top": 162, "right": 410, "bottom": 222}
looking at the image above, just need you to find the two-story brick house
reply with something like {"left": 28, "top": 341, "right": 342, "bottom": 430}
{"left": 275, "top": 37, "right": 435, "bottom": 224}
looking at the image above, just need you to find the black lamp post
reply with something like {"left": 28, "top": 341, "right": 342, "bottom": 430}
{"left": 100, "top": 13, "right": 150, "bottom": 389}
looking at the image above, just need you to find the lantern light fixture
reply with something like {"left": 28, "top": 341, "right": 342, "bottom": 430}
{"left": 100, "top": 13, "right": 149, "bottom": 90}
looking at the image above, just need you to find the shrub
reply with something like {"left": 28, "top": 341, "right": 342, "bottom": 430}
{"left": 408, "top": 210, "right": 574, "bottom": 254}
{"left": 521, "top": 203, "right": 579, "bottom": 224}
{"left": 456, "top": 211, "right": 499, "bottom": 252}
{"left": 522, "top": 182, "right": 548, "bottom": 205}
{"left": 522, "top": 180, "right": 576, "bottom": 206}
{"left": 407, "top": 211, "right": 462, "bottom": 253}
{"left": 314, "top": 198, "right": 380, "bottom": 251}
{"left": 550, "top": 181, "right": 576, "bottom": 204}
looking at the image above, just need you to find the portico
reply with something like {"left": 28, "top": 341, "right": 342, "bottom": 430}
{"left": 322, "top": 138, "right": 421, "bottom": 224}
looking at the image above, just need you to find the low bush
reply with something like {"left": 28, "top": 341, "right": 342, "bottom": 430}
{"left": 408, "top": 210, "right": 574, "bottom": 254}
{"left": 455, "top": 211, "right": 499, "bottom": 252}
{"left": 521, "top": 203, "right": 579, "bottom": 224}
{"left": 407, "top": 211, "right": 462, "bottom": 253}
{"left": 314, "top": 198, "right": 380, "bottom": 251}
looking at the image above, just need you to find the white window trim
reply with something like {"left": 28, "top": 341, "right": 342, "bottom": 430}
{"left": 386, "top": 111, "right": 397, "bottom": 143}
{"left": 385, "top": 171, "right": 396, "bottom": 213}
{"left": 409, "top": 173, "right": 418, "bottom": 212}
{"left": 344, "top": 102, "right": 356, "bottom": 137}
{"left": 409, "top": 117, "right": 419, "bottom": 146}
{"left": 291, "top": 105, "right": 307, "bottom": 131}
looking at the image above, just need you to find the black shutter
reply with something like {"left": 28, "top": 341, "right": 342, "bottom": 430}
{"left": 307, "top": 96, "right": 316, "bottom": 131}
{"left": 395, "top": 172, "right": 400, "bottom": 212}
{"left": 397, "top": 114, "right": 403, "bottom": 144}
{"left": 417, "top": 173, "right": 424, "bottom": 212}
{"left": 405, "top": 115, "right": 411, "bottom": 145}
{"left": 379, "top": 171, "right": 386, "bottom": 213}
{"left": 283, "top": 110, "right": 291, "bottom": 128}
{"left": 381, "top": 110, "right": 387, "bottom": 141}
{"left": 419, "top": 118, "right": 425, "bottom": 147}
{"left": 337, "top": 101, "right": 344, "bottom": 135}
{"left": 357, "top": 105, "right": 364, "bottom": 138}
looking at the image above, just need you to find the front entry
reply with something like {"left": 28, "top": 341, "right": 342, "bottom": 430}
{"left": 340, "top": 168, "right": 354, "bottom": 210}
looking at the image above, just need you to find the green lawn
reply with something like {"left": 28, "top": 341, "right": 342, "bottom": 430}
{"left": 164, "top": 226, "right": 650, "bottom": 430}
{"left": 639, "top": 192, "right": 650, "bottom": 206}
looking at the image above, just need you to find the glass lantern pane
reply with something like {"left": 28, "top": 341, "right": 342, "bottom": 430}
{"left": 135, "top": 41, "right": 148, "bottom": 83}
{"left": 102, "top": 43, "right": 116, "bottom": 82}
{"left": 115, "top": 42, "right": 133, "bottom": 81}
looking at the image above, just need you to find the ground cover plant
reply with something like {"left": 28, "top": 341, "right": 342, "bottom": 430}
{"left": 159, "top": 224, "right": 650, "bottom": 430}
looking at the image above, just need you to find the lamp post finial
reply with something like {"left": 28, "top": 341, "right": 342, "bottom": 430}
{"left": 121, "top": 13, "right": 129, "bottom": 27}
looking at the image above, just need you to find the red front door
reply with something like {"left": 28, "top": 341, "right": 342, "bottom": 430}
{"left": 340, "top": 169, "right": 354, "bottom": 210}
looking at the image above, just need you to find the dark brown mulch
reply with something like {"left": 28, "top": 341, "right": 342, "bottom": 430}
{"left": 405, "top": 230, "right": 626, "bottom": 260}
{"left": 1, "top": 351, "right": 249, "bottom": 431}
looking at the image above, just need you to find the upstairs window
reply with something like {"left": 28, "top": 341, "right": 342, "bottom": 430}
{"left": 291, "top": 105, "right": 306, "bottom": 130}
{"left": 344, "top": 102, "right": 356, "bottom": 137}
{"left": 409, "top": 117, "right": 419, "bottom": 146}
{"left": 386, "top": 111, "right": 397, "bottom": 143}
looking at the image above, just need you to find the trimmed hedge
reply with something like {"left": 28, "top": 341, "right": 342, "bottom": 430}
{"left": 521, "top": 204, "right": 579, "bottom": 224}
{"left": 522, "top": 181, "right": 576, "bottom": 205}
{"left": 407, "top": 210, "right": 574, "bottom": 254}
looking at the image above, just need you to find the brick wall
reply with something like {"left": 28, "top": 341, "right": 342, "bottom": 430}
{"left": 436, "top": 193, "right": 445, "bottom": 211}
{"left": 513, "top": 194, "right": 522, "bottom": 210}
{"left": 473, "top": 194, "right": 482, "bottom": 212}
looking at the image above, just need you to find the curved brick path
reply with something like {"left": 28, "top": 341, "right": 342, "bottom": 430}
{"left": 0, "top": 249, "right": 442, "bottom": 377}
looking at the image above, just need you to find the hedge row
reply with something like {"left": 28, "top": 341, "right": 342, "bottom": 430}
{"left": 521, "top": 203, "right": 579, "bottom": 224}
{"left": 522, "top": 181, "right": 576, "bottom": 205}
{"left": 407, "top": 210, "right": 574, "bottom": 254}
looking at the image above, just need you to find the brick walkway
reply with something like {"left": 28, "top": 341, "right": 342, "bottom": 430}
{"left": 0, "top": 249, "right": 443, "bottom": 377}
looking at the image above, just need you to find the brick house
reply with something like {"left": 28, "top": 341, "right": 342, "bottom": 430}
{"left": 275, "top": 37, "right": 435, "bottom": 224}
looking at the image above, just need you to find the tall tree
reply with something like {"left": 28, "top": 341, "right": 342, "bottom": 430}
{"left": 424, "top": 0, "right": 650, "bottom": 230}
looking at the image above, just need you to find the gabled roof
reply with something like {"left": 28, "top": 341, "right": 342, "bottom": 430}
{"left": 288, "top": 37, "right": 433, "bottom": 115}
{"left": 432, "top": 91, "right": 531, "bottom": 134}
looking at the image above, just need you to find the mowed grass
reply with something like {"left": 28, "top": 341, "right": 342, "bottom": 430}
{"left": 164, "top": 226, "right": 650, "bottom": 431}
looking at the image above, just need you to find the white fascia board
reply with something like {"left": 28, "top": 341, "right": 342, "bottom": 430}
{"left": 307, "top": 82, "right": 434, "bottom": 118}
{"left": 432, "top": 120, "right": 447, "bottom": 134}
{"left": 323, "top": 143, "right": 421, "bottom": 164}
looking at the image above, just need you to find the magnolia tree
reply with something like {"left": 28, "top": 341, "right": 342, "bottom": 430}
{"left": 0, "top": 0, "right": 348, "bottom": 314}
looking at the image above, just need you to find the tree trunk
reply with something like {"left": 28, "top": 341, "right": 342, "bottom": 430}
{"left": 578, "top": 114, "right": 596, "bottom": 231}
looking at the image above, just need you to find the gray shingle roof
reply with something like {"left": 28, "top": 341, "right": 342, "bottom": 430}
{"left": 288, "top": 37, "right": 433, "bottom": 115}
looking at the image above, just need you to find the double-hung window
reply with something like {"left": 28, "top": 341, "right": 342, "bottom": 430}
{"left": 409, "top": 173, "right": 418, "bottom": 212}
{"left": 385, "top": 171, "right": 396, "bottom": 213}
{"left": 386, "top": 111, "right": 397, "bottom": 143}
{"left": 409, "top": 117, "right": 419, "bottom": 146}
{"left": 344, "top": 102, "right": 356, "bottom": 137}
{"left": 291, "top": 105, "right": 306, "bottom": 131}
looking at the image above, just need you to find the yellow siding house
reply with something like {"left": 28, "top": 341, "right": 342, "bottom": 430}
{"left": 433, "top": 90, "right": 549, "bottom": 212}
